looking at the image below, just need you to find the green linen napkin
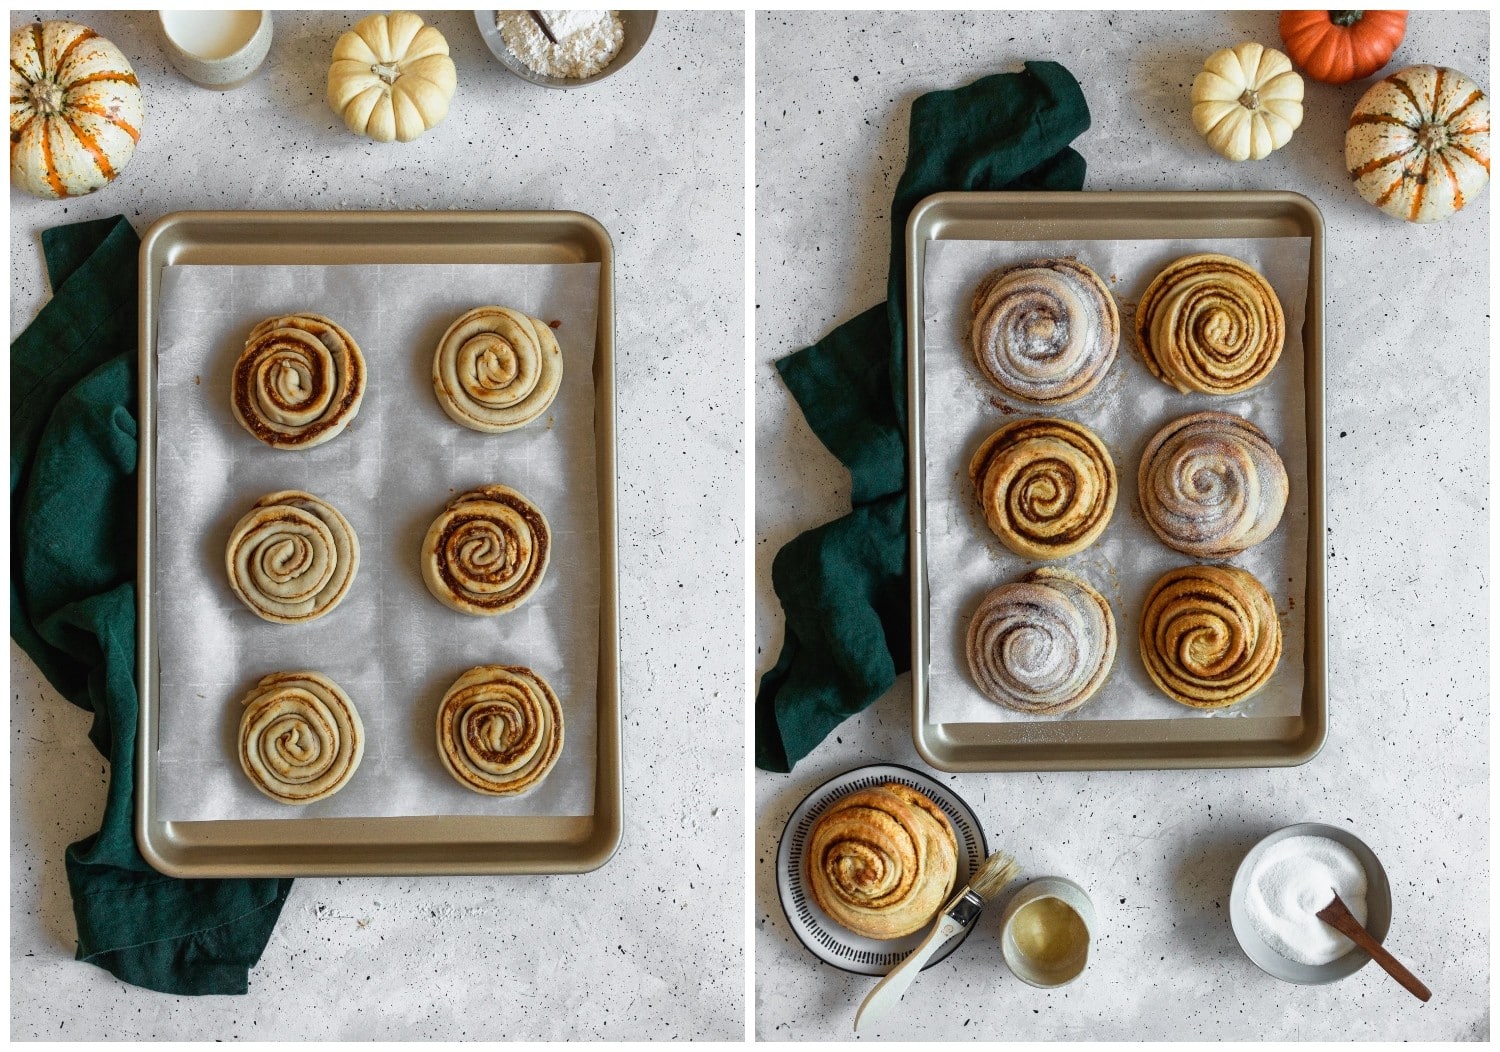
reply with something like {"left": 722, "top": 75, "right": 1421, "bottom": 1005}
{"left": 11, "top": 215, "right": 293, "bottom": 995}
{"left": 757, "top": 62, "right": 1091, "bottom": 772}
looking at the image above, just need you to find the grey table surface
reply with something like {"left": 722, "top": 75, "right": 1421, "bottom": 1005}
{"left": 755, "top": 9, "right": 1488, "bottom": 1042}
{"left": 11, "top": 9, "right": 744, "bottom": 1040}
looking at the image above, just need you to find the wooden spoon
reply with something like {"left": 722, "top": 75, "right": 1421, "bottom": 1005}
{"left": 1316, "top": 893, "right": 1430, "bottom": 1002}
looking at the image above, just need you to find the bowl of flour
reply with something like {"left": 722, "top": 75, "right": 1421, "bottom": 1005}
{"left": 1229, "top": 822, "right": 1394, "bottom": 985}
{"left": 475, "top": 11, "right": 656, "bottom": 89}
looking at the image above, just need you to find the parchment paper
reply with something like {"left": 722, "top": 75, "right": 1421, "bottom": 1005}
{"left": 922, "top": 237, "right": 1311, "bottom": 724}
{"left": 153, "top": 262, "right": 600, "bottom": 819}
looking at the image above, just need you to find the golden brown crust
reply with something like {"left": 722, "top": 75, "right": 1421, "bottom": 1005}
{"left": 969, "top": 417, "right": 1117, "bottom": 559}
{"left": 805, "top": 782, "right": 958, "bottom": 940}
{"left": 436, "top": 664, "right": 564, "bottom": 796}
{"left": 1135, "top": 253, "right": 1284, "bottom": 395}
{"left": 1139, "top": 563, "right": 1282, "bottom": 709}
{"left": 421, "top": 485, "right": 551, "bottom": 616}
{"left": 232, "top": 313, "right": 366, "bottom": 448}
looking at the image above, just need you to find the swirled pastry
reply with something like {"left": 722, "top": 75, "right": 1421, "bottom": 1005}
{"left": 1139, "top": 411, "right": 1288, "bottom": 558}
{"left": 970, "top": 258, "right": 1119, "bottom": 405}
{"left": 1135, "top": 253, "right": 1285, "bottom": 395}
{"left": 966, "top": 568, "right": 1117, "bottom": 715}
{"left": 436, "top": 664, "right": 564, "bottom": 796}
{"left": 226, "top": 491, "right": 359, "bottom": 624}
{"left": 1140, "top": 564, "right": 1282, "bottom": 709}
{"left": 422, "top": 485, "right": 550, "bottom": 615}
{"left": 232, "top": 313, "right": 366, "bottom": 448}
{"left": 433, "top": 305, "right": 563, "bottom": 433}
{"left": 238, "top": 670, "right": 364, "bottom": 804}
{"left": 805, "top": 783, "right": 959, "bottom": 940}
{"left": 969, "top": 417, "right": 1117, "bottom": 559}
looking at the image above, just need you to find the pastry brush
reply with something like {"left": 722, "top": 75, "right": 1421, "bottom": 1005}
{"left": 853, "top": 848, "right": 1019, "bottom": 1032}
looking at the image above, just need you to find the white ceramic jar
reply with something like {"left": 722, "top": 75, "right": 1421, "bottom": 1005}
{"left": 157, "top": 10, "right": 272, "bottom": 90}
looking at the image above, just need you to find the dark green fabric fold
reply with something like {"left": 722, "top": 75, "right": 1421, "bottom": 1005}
{"left": 11, "top": 214, "right": 293, "bottom": 996}
{"left": 758, "top": 62, "right": 1091, "bottom": 772}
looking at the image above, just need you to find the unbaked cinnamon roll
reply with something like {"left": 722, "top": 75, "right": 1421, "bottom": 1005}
{"left": 226, "top": 490, "right": 359, "bottom": 624}
{"left": 238, "top": 670, "right": 364, "bottom": 804}
{"left": 1139, "top": 411, "right": 1288, "bottom": 558}
{"left": 1139, "top": 564, "right": 1282, "bottom": 709}
{"left": 970, "top": 258, "right": 1119, "bottom": 405}
{"left": 966, "top": 568, "right": 1117, "bottom": 715}
{"left": 969, "top": 417, "right": 1117, "bottom": 559}
{"left": 432, "top": 305, "right": 563, "bottom": 433}
{"left": 805, "top": 783, "right": 959, "bottom": 940}
{"left": 1135, "top": 253, "right": 1285, "bottom": 395}
{"left": 436, "top": 664, "right": 564, "bottom": 796}
{"left": 232, "top": 313, "right": 366, "bottom": 448}
{"left": 421, "top": 485, "right": 550, "bottom": 615}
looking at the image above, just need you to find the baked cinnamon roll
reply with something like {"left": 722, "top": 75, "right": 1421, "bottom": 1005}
{"left": 1139, "top": 411, "right": 1288, "bottom": 558}
{"left": 232, "top": 313, "right": 366, "bottom": 448}
{"left": 969, "top": 417, "right": 1117, "bottom": 559}
{"left": 1139, "top": 564, "right": 1282, "bottom": 709}
{"left": 436, "top": 664, "right": 564, "bottom": 796}
{"left": 421, "top": 485, "right": 550, "bottom": 615}
{"left": 238, "top": 670, "right": 364, "bottom": 804}
{"left": 433, "top": 305, "right": 563, "bottom": 433}
{"left": 1135, "top": 253, "right": 1284, "bottom": 395}
{"left": 970, "top": 258, "right": 1119, "bottom": 405}
{"left": 805, "top": 783, "right": 959, "bottom": 940}
{"left": 226, "top": 491, "right": 359, "bottom": 624}
{"left": 966, "top": 568, "right": 1117, "bottom": 715}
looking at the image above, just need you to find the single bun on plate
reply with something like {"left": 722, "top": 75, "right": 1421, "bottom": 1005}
{"left": 805, "top": 783, "right": 959, "bottom": 940}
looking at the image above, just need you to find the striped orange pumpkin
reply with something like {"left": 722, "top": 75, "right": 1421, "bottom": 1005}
{"left": 9, "top": 21, "right": 144, "bottom": 199}
{"left": 1347, "top": 64, "right": 1489, "bottom": 224}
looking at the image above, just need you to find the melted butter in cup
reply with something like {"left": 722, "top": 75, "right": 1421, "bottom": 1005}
{"left": 999, "top": 877, "right": 1096, "bottom": 988}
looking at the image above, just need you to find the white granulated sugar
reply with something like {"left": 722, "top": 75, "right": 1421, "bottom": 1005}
{"left": 1245, "top": 835, "right": 1369, "bottom": 966}
{"left": 495, "top": 10, "right": 625, "bottom": 80}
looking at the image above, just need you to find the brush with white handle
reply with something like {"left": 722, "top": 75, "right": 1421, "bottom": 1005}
{"left": 853, "top": 849, "right": 1018, "bottom": 1032}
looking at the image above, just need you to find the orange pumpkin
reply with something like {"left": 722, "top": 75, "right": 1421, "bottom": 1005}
{"left": 1279, "top": 10, "right": 1407, "bottom": 85}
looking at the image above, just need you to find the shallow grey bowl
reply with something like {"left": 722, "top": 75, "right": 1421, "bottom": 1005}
{"left": 1229, "top": 822, "right": 1393, "bottom": 985}
{"left": 474, "top": 11, "right": 656, "bottom": 89}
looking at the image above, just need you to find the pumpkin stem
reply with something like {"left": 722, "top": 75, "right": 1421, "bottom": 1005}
{"left": 1330, "top": 11, "right": 1365, "bottom": 27}
{"left": 1417, "top": 122, "right": 1449, "bottom": 152}
{"left": 27, "top": 80, "right": 66, "bottom": 118}
{"left": 371, "top": 61, "right": 400, "bottom": 85}
{"left": 1238, "top": 88, "right": 1260, "bottom": 111}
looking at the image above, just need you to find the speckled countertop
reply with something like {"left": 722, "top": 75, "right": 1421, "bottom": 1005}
{"left": 755, "top": 10, "right": 1487, "bottom": 1041}
{"left": 11, "top": 9, "right": 744, "bottom": 1040}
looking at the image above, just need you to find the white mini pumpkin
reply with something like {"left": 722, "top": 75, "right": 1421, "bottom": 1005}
{"left": 327, "top": 11, "right": 456, "bottom": 144}
{"left": 1346, "top": 65, "right": 1490, "bottom": 224}
{"left": 9, "top": 21, "right": 144, "bottom": 199}
{"left": 1192, "top": 42, "right": 1304, "bottom": 162}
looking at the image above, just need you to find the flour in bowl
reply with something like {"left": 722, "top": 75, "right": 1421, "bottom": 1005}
{"left": 495, "top": 10, "right": 624, "bottom": 79}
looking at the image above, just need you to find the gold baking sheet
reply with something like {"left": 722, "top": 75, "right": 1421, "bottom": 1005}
{"left": 135, "top": 210, "right": 621, "bottom": 875}
{"left": 906, "top": 191, "right": 1326, "bottom": 772}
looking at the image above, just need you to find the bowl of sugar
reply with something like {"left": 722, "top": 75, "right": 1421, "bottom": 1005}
{"left": 474, "top": 11, "right": 656, "bottom": 89}
{"left": 1230, "top": 822, "right": 1393, "bottom": 985}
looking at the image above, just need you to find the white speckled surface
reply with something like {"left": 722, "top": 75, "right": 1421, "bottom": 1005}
{"left": 11, "top": 9, "right": 744, "bottom": 1040}
{"left": 755, "top": 10, "right": 1487, "bottom": 1041}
